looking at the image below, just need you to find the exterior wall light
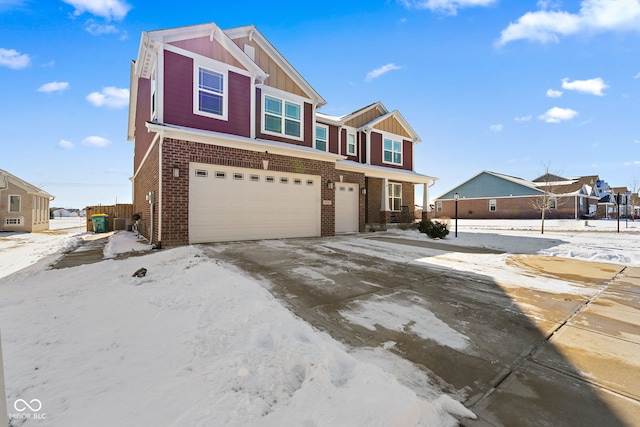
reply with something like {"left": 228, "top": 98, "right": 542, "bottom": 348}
{"left": 327, "top": 180, "right": 334, "bottom": 190}
{"left": 173, "top": 167, "right": 180, "bottom": 178}
{"left": 361, "top": 188, "right": 367, "bottom": 195}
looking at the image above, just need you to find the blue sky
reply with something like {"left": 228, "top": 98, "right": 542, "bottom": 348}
{"left": 1, "top": 0, "right": 639, "bottom": 208}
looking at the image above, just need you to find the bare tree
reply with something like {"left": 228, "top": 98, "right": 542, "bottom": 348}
{"left": 530, "top": 162, "right": 566, "bottom": 234}
{"left": 629, "top": 175, "right": 639, "bottom": 221}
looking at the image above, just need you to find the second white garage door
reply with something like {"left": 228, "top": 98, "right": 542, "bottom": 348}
{"left": 189, "top": 163, "right": 321, "bottom": 243}
{"left": 335, "top": 183, "right": 359, "bottom": 233}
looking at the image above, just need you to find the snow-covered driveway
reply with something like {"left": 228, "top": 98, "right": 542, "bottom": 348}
{"left": 202, "top": 231, "right": 640, "bottom": 427}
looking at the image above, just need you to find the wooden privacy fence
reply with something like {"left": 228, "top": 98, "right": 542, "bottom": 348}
{"left": 86, "top": 204, "right": 133, "bottom": 232}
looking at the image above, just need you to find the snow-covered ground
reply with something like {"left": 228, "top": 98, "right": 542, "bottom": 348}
{"left": 1, "top": 218, "right": 638, "bottom": 426}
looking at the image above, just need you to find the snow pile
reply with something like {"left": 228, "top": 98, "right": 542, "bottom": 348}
{"left": 103, "top": 230, "right": 152, "bottom": 258}
{"left": 1, "top": 239, "right": 474, "bottom": 426}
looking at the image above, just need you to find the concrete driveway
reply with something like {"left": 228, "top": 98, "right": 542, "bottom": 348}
{"left": 199, "top": 235, "right": 640, "bottom": 426}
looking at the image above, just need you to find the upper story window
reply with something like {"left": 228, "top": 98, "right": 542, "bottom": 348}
{"left": 263, "top": 94, "right": 302, "bottom": 139}
{"left": 194, "top": 62, "right": 228, "bottom": 121}
{"left": 383, "top": 138, "right": 402, "bottom": 165}
{"left": 315, "top": 125, "right": 328, "bottom": 151}
{"left": 198, "top": 68, "right": 224, "bottom": 116}
{"left": 347, "top": 132, "right": 356, "bottom": 155}
{"left": 9, "top": 195, "right": 21, "bottom": 213}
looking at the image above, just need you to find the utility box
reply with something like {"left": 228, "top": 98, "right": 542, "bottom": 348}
{"left": 91, "top": 214, "right": 109, "bottom": 233}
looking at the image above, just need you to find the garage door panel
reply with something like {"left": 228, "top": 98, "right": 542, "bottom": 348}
{"left": 189, "top": 164, "right": 321, "bottom": 243}
{"left": 335, "top": 183, "right": 359, "bottom": 233}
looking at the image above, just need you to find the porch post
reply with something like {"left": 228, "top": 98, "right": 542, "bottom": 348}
{"left": 382, "top": 178, "right": 390, "bottom": 211}
{"left": 423, "top": 182, "right": 429, "bottom": 218}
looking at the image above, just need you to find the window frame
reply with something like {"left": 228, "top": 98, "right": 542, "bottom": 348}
{"left": 382, "top": 136, "right": 403, "bottom": 166}
{"left": 388, "top": 183, "right": 402, "bottom": 212}
{"left": 193, "top": 62, "right": 228, "bottom": 121}
{"left": 489, "top": 199, "right": 497, "bottom": 212}
{"left": 315, "top": 124, "right": 328, "bottom": 152}
{"left": 260, "top": 90, "right": 305, "bottom": 141}
{"left": 436, "top": 201, "right": 442, "bottom": 212}
{"left": 8, "top": 195, "right": 21, "bottom": 213}
{"left": 346, "top": 131, "right": 356, "bottom": 156}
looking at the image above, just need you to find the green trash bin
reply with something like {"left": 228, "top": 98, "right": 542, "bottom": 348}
{"left": 91, "top": 214, "right": 109, "bottom": 233}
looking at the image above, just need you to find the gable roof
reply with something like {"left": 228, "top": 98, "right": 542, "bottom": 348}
{"left": 224, "top": 25, "right": 326, "bottom": 107}
{"left": 0, "top": 169, "right": 54, "bottom": 200}
{"left": 535, "top": 175, "right": 600, "bottom": 197}
{"left": 316, "top": 102, "right": 421, "bottom": 143}
{"left": 435, "top": 170, "right": 543, "bottom": 200}
{"left": 135, "top": 22, "right": 267, "bottom": 82}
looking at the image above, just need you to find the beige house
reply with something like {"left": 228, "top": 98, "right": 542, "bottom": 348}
{"left": 0, "top": 169, "right": 54, "bottom": 232}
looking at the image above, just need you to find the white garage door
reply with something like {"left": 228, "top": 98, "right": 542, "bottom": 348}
{"left": 189, "top": 163, "right": 321, "bottom": 243}
{"left": 335, "top": 183, "right": 359, "bottom": 233}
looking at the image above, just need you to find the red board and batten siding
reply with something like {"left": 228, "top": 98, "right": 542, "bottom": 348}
{"left": 134, "top": 78, "right": 156, "bottom": 172}
{"left": 328, "top": 125, "right": 339, "bottom": 154}
{"left": 163, "top": 50, "right": 251, "bottom": 138}
{"left": 369, "top": 131, "right": 413, "bottom": 171}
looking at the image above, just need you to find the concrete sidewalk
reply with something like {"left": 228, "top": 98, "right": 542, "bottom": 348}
{"left": 201, "top": 237, "right": 640, "bottom": 426}
{"left": 464, "top": 266, "right": 640, "bottom": 427}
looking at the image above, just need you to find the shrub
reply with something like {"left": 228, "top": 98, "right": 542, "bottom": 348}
{"left": 417, "top": 220, "right": 450, "bottom": 239}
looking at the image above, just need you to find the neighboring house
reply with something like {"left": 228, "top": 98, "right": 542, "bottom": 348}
{"left": 433, "top": 171, "right": 599, "bottom": 220}
{"left": 610, "top": 187, "right": 633, "bottom": 219}
{"left": 128, "top": 23, "right": 437, "bottom": 246}
{"left": 0, "top": 169, "right": 54, "bottom": 232}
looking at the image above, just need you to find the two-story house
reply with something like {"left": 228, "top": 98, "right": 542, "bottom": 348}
{"left": 128, "top": 23, "right": 437, "bottom": 246}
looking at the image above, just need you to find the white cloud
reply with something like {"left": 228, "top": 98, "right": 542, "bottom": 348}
{"left": 538, "top": 107, "right": 579, "bottom": 123}
{"left": 85, "top": 21, "right": 118, "bottom": 35}
{"left": 62, "top": 0, "right": 131, "bottom": 21}
{"left": 81, "top": 136, "right": 111, "bottom": 147}
{"left": 498, "top": 0, "right": 640, "bottom": 46}
{"left": 86, "top": 86, "right": 129, "bottom": 108}
{"left": 561, "top": 77, "right": 609, "bottom": 96}
{"left": 489, "top": 124, "right": 503, "bottom": 132}
{"left": 38, "top": 81, "right": 70, "bottom": 93}
{"left": 58, "top": 139, "right": 74, "bottom": 149}
{"left": 634, "top": 72, "right": 640, "bottom": 79}
{"left": 546, "top": 88, "right": 563, "bottom": 98}
{"left": 400, "top": 0, "right": 497, "bottom": 15}
{"left": 0, "top": 47, "right": 30, "bottom": 69}
{"left": 365, "top": 63, "right": 403, "bottom": 82}
{"left": 515, "top": 115, "right": 533, "bottom": 122}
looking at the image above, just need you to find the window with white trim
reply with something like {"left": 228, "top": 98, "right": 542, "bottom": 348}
{"left": 383, "top": 138, "right": 402, "bottom": 165}
{"left": 263, "top": 95, "right": 301, "bottom": 138}
{"left": 489, "top": 199, "right": 496, "bottom": 212}
{"left": 195, "top": 66, "right": 225, "bottom": 118}
{"left": 549, "top": 197, "right": 557, "bottom": 209}
{"left": 315, "top": 125, "right": 328, "bottom": 151}
{"left": 4, "top": 217, "right": 22, "bottom": 226}
{"left": 9, "top": 195, "right": 20, "bottom": 213}
{"left": 436, "top": 201, "right": 442, "bottom": 212}
{"left": 347, "top": 132, "right": 356, "bottom": 155}
{"left": 388, "top": 183, "right": 402, "bottom": 211}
